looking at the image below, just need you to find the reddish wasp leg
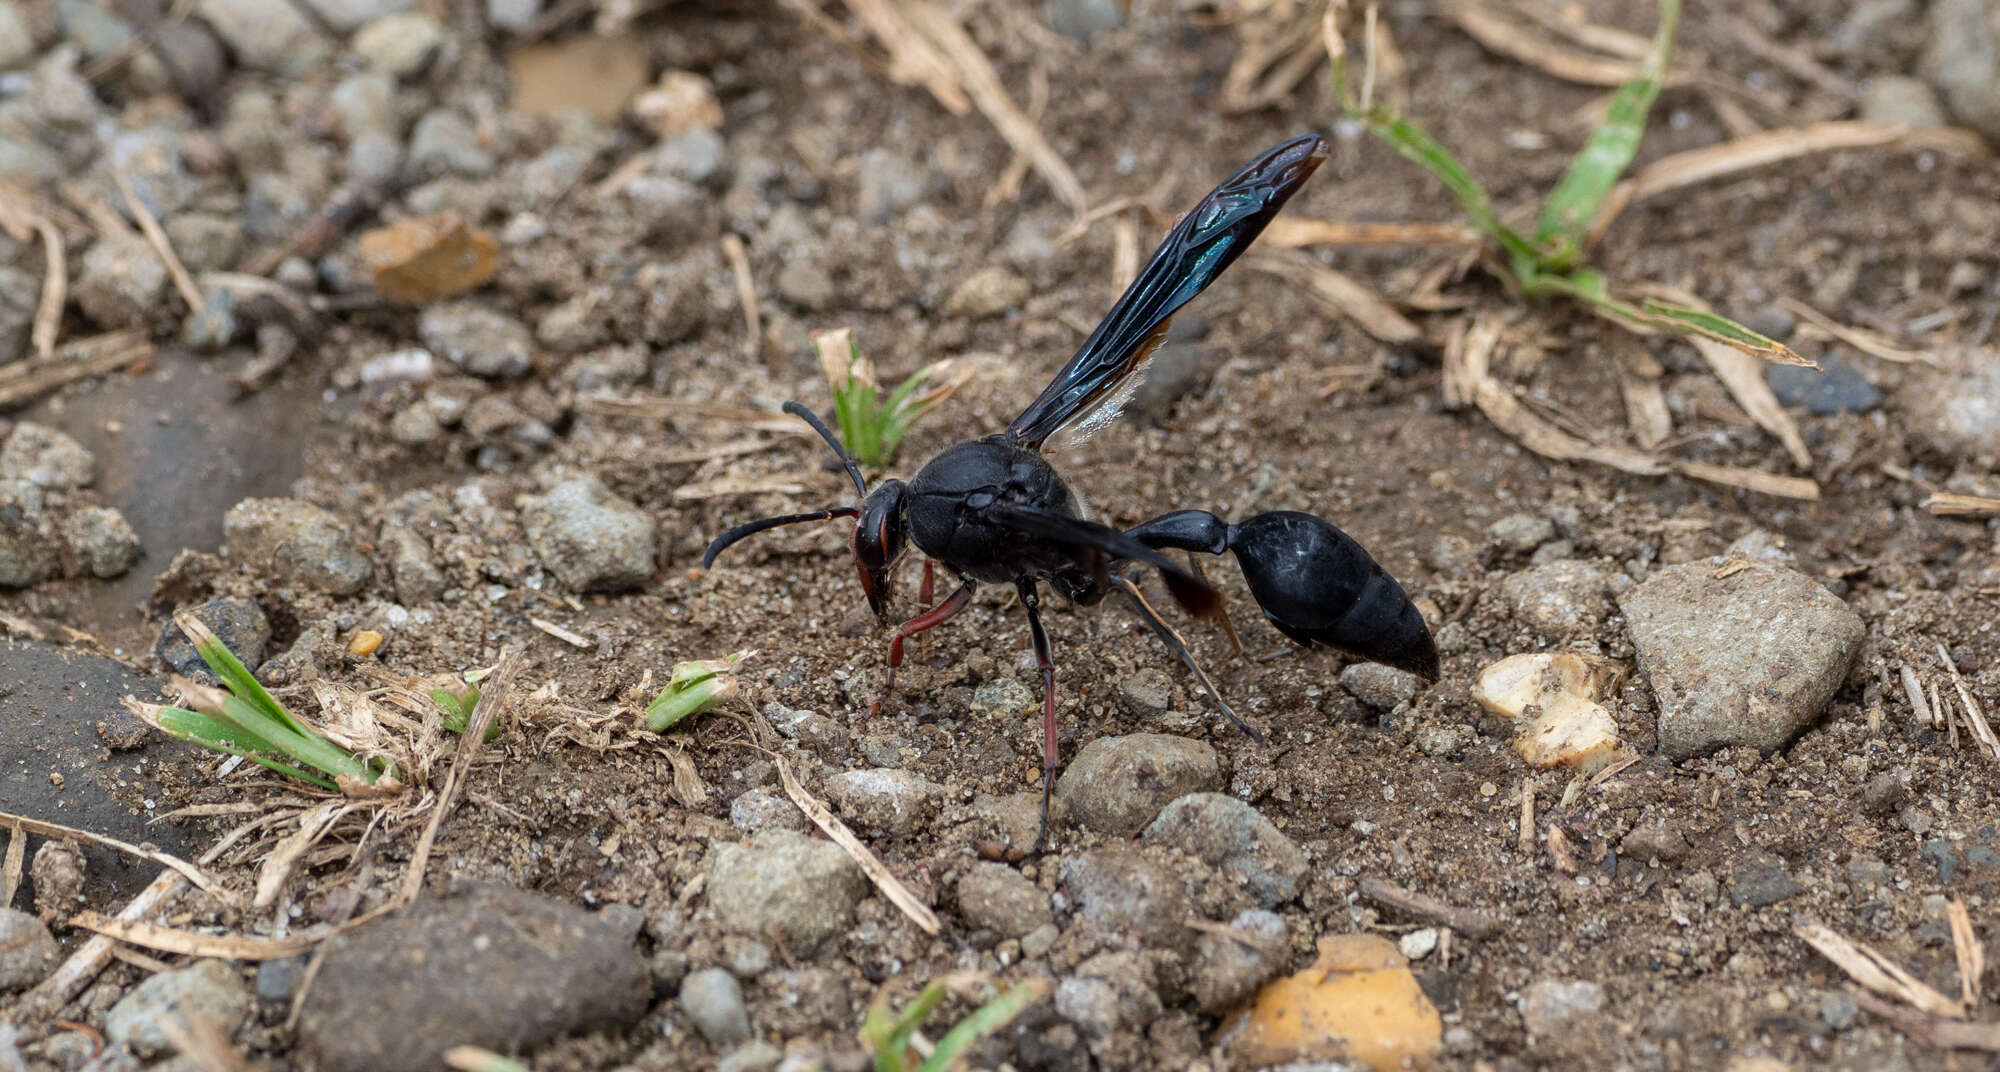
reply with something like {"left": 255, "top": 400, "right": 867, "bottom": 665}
{"left": 916, "top": 559, "right": 936, "bottom": 661}
{"left": 870, "top": 580, "right": 975, "bottom": 717}
{"left": 1017, "top": 579, "right": 1058, "bottom": 853}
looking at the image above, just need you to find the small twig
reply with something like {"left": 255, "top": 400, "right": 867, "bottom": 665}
{"left": 1, "top": 819, "right": 21, "bottom": 909}
{"left": 1796, "top": 919, "right": 1967, "bottom": 1019}
{"left": 10, "top": 869, "right": 186, "bottom": 1026}
{"left": 1518, "top": 775, "right": 1535, "bottom": 855}
{"left": 0, "top": 332, "right": 153, "bottom": 409}
{"left": 0, "top": 187, "right": 67, "bottom": 359}
{"left": 772, "top": 751, "right": 941, "bottom": 935}
{"left": 719, "top": 234, "right": 761, "bottom": 363}
{"left": 1950, "top": 900, "right": 1983, "bottom": 1011}
{"left": 1849, "top": 989, "right": 2000, "bottom": 1052}
{"left": 529, "top": 617, "right": 592, "bottom": 649}
{"left": 1357, "top": 876, "right": 1500, "bottom": 939}
{"left": 1902, "top": 665, "right": 1938, "bottom": 728}
{"left": 0, "top": 811, "right": 231, "bottom": 903}
{"left": 111, "top": 165, "right": 203, "bottom": 311}
{"left": 901, "top": 0, "right": 1086, "bottom": 212}
{"left": 399, "top": 650, "right": 524, "bottom": 904}
{"left": 69, "top": 911, "right": 320, "bottom": 960}
{"left": 1938, "top": 644, "right": 2000, "bottom": 761}
{"left": 1924, "top": 493, "right": 2000, "bottom": 518}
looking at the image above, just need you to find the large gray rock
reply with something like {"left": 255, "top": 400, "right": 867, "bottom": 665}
{"left": 1189, "top": 908, "right": 1288, "bottom": 1013}
{"left": 1059, "top": 849, "right": 1190, "bottom": 952}
{"left": 0, "top": 422, "right": 94, "bottom": 488}
{"left": 224, "top": 497, "right": 374, "bottom": 595}
{"left": 707, "top": 830, "right": 868, "bottom": 956}
{"left": 1498, "top": 559, "right": 1615, "bottom": 637}
{"left": 823, "top": 768, "right": 942, "bottom": 836}
{"left": 955, "top": 862, "right": 1051, "bottom": 940}
{"left": 106, "top": 960, "right": 252, "bottom": 1056}
{"left": 0, "top": 907, "right": 57, "bottom": 992}
{"left": 521, "top": 475, "right": 656, "bottom": 593}
{"left": 298, "top": 885, "right": 648, "bottom": 1072}
{"left": 197, "top": 0, "right": 330, "bottom": 75}
{"left": 1928, "top": 0, "right": 2000, "bottom": 142}
{"left": 1619, "top": 562, "right": 1864, "bottom": 760}
{"left": 1141, "top": 793, "right": 1308, "bottom": 907}
{"left": 1053, "top": 733, "right": 1221, "bottom": 837}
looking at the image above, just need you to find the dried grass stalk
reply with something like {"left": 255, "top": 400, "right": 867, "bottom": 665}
{"left": 1672, "top": 461, "right": 1820, "bottom": 501}
{"left": 1924, "top": 493, "right": 2000, "bottom": 517}
{"left": 1264, "top": 217, "right": 1484, "bottom": 248}
{"left": 774, "top": 753, "right": 941, "bottom": 935}
{"left": 901, "top": 0, "right": 1087, "bottom": 212}
{"left": 69, "top": 910, "right": 321, "bottom": 959}
{"left": 0, "top": 811, "right": 230, "bottom": 902}
{"left": 1589, "top": 123, "right": 1988, "bottom": 248}
{"left": 1246, "top": 249, "right": 1422, "bottom": 344}
{"left": 1796, "top": 920, "right": 1967, "bottom": 1019}
{"left": 832, "top": 0, "right": 970, "bottom": 114}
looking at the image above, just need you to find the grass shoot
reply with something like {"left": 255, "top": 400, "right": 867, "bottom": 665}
{"left": 815, "top": 327, "right": 975, "bottom": 468}
{"left": 128, "top": 614, "right": 399, "bottom": 795}
{"left": 644, "top": 650, "right": 754, "bottom": 732}
{"left": 862, "top": 976, "right": 1049, "bottom": 1072}
{"left": 1327, "top": 0, "right": 1803, "bottom": 364}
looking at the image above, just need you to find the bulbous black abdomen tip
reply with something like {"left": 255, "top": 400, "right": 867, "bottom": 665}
{"left": 1226, "top": 510, "right": 1442, "bottom": 683}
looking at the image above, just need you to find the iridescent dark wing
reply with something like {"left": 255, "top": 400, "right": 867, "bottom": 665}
{"left": 1005, "top": 133, "right": 1329, "bottom": 450}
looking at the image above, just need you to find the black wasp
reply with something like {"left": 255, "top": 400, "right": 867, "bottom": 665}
{"left": 706, "top": 134, "right": 1439, "bottom": 849}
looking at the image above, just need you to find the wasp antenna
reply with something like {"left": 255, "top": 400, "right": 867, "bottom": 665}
{"left": 703, "top": 506, "right": 861, "bottom": 569}
{"left": 783, "top": 400, "right": 868, "bottom": 498}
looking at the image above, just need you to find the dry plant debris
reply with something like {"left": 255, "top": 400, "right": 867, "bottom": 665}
{"left": 359, "top": 212, "right": 501, "bottom": 303}
{"left": 1473, "top": 652, "right": 1635, "bottom": 773}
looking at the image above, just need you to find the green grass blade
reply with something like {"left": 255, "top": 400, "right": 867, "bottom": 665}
{"left": 1639, "top": 300, "right": 1811, "bottom": 364}
{"left": 1533, "top": 0, "right": 1681, "bottom": 265}
{"left": 154, "top": 706, "right": 339, "bottom": 790}
{"left": 1367, "top": 112, "right": 1540, "bottom": 269}
{"left": 214, "top": 695, "right": 378, "bottom": 786}
{"left": 186, "top": 626, "right": 321, "bottom": 741}
{"left": 916, "top": 981, "right": 1050, "bottom": 1072}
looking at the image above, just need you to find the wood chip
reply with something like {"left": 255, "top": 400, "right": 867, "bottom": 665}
{"left": 69, "top": 910, "right": 321, "bottom": 960}
{"left": 1589, "top": 123, "right": 1987, "bottom": 249}
{"left": 773, "top": 752, "right": 940, "bottom": 935}
{"left": 1, "top": 817, "right": 22, "bottom": 909}
{"left": 1924, "top": 493, "right": 2000, "bottom": 517}
{"left": 1357, "top": 876, "right": 1500, "bottom": 939}
{"left": 359, "top": 212, "right": 500, "bottom": 303}
{"left": 1795, "top": 920, "right": 1967, "bottom": 1019}
{"left": 1545, "top": 825, "right": 1578, "bottom": 874}
{"left": 1903, "top": 665, "right": 1939, "bottom": 728}
{"left": 1247, "top": 249, "right": 1423, "bottom": 345}
{"left": 1950, "top": 900, "right": 1983, "bottom": 1011}
{"left": 901, "top": 0, "right": 1086, "bottom": 212}
{"left": 0, "top": 810, "right": 231, "bottom": 903}
{"left": 530, "top": 617, "right": 593, "bottom": 648}
{"left": 720, "top": 233, "right": 761, "bottom": 363}
{"left": 1671, "top": 460, "right": 1821, "bottom": 501}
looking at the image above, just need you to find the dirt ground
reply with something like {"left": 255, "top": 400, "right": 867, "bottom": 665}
{"left": 5, "top": 0, "right": 2000, "bottom": 1069}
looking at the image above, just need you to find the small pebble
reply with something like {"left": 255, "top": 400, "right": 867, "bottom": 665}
{"left": 679, "top": 968, "right": 752, "bottom": 1047}
{"left": 1398, "top": 927, "right": 1439, "bottom": 961}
